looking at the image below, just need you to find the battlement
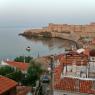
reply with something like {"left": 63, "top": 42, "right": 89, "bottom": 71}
{"left": 48, "top": 22, "right": 95, "bottom": 33}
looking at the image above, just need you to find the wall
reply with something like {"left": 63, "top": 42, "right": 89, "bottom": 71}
{"left": 48, "top": 23, "right": 95, "bottom": 37}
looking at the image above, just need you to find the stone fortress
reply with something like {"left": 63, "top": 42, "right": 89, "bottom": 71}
{"left": 23, "top": 22, "right": 95, "bottom": 43}
{"left": 47, "top": 22, "right": 95, "bottom": 37}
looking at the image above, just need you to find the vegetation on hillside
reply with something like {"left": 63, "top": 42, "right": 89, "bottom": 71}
{"left": 22, "top": 60, "right": 44, "bottom": 86}
{"left": 0, "top": 58, "right": 45, "bottom": 87}
{"left": 0, "top": 66, "right": 14, "bottom": 76}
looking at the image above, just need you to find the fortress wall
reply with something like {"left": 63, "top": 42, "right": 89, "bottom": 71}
{"left": 27, "top": 28, "right": 48, "bottom": 33}
{"left": 48, "top": 23, "right": 95, "bottom": 32}
{"left": 48, "top": 23, "right": 95, "bottom": 37}
{"left": 28, "top": 23, "right": 95, "bottom": 39}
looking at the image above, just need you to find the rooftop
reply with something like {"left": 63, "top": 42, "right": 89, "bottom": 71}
{"left": 5, "top": 61, "right": 29, "bottom": 71}
{"left": 54, "top": 52, "right": 95, "bottom": 94}
{"left": 0, "top": 76, "right": 17, "bottom": 94}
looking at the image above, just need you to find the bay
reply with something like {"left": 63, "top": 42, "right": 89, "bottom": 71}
{"left": 0, "top": 27, "right": 75, "bottom": 61}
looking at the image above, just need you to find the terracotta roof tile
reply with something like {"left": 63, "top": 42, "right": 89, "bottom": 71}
{"left": 57, "top": 53, "right": 88, "bottom": 66}
{"left": 5, "top": 61, "right": 29, "bottom": 71}
{"left": 54, "top": 53, "right": 95, "bottom": 94}
{"left": 0, "top": 76, "right": 17, "bottom": 94}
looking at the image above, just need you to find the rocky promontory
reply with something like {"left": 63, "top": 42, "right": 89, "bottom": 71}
{"left": 19, "top": 28, "right": 83, "bottom": 49}
{"left": 19, "top": 30, "right": 52, "bottom": 38}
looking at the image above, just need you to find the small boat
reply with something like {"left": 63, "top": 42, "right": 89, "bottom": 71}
{"left": 26, "top": 46, "right": 31, "bottom": 52}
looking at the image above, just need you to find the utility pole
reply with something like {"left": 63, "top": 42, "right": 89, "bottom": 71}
{"left": 50, "top": 55, "right": 54, "bottom": 95}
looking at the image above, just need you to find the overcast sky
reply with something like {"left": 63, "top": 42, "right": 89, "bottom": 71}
{"left": 0, "top": 0, "right": 95, "bottom": 28}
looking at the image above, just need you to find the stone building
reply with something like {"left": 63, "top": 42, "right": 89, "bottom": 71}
{"left": 48, "top": 22, "right": 95, "bottom": 38}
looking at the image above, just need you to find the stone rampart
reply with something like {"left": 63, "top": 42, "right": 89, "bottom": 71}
{"left": 23, "top": 22, "right": 95, "bottom": 44}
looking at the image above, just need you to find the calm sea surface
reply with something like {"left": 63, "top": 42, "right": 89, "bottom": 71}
{"left": 0, "top": 27, "right": 75, "bottom": 61}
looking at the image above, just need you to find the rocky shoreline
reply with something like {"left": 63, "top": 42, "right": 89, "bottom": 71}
{"left": 19, "top": 30, "right": 83, "bottom": 49}
{"left": 19, "top": 31, "right": 52, "bottom": 38}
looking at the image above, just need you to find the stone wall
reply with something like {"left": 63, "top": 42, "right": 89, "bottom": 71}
{"left": 48, "top": 22, "right": 95, "bottom": 37}
{"left": 23, "top": 22, "right": 95, "bottom": 43}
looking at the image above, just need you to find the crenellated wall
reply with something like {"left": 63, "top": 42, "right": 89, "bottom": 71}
{"left": 48, "top": 22, "right": 95, "bottom": 37}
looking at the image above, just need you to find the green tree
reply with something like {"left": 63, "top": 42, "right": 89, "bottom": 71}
{"left": 14, "top": 56, "right": 33, "bottom": 63}
{"left": 26, "top": 60, "right": 44, "bottom": 86}
{"left": 6, "top": 70, "right": 23, "bottom": 82}
{"left": 0, "top": 60, "right": 45, "bottom": 86}
{"left": 0, "top": 66, "right": 14, "bottom": 76}
{"left": 0, "top": 66, "right": 23, "bottom": 83}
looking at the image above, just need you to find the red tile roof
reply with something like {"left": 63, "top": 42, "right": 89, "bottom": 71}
{"left": 0, "top": 76, "right": 17, "bottom": 94}
{"left": 54, "top": 53, "right": 95, "bottom": 94}
{"left": 5, "top": 61, "right": 29, "bottom": 71}
{"left": 63, "top": 53, "right": 88, "bottom": 66}
{"left": 54, "top": 55, "right": 64, "bottom": 84}
{"left": 54, "top": 77, "right": 95, "bottom": 94}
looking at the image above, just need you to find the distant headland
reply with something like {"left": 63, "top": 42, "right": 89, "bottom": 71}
{"left": 19, "top": 22, "right": 95, "bottom": 49}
